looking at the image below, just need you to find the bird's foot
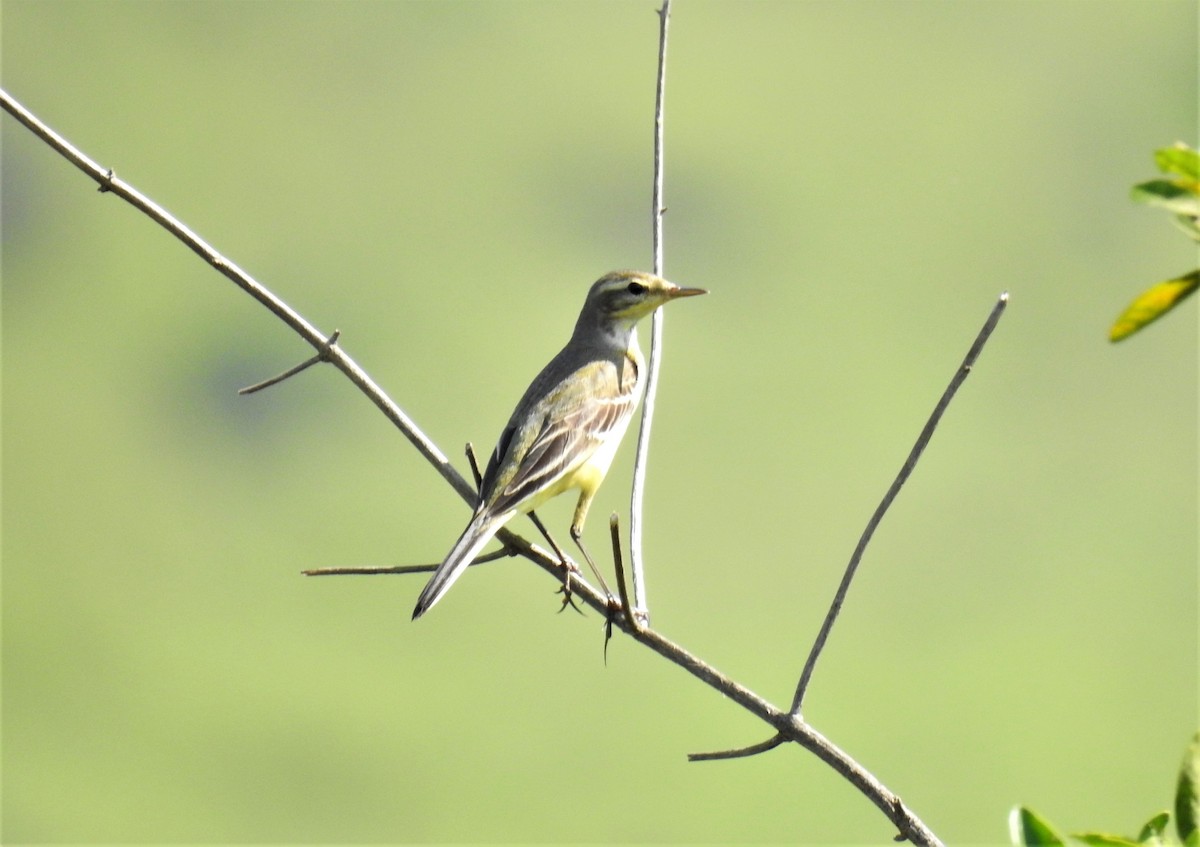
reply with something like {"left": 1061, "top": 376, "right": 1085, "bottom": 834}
{"left": 555, "top": 568, "right": 585, "bottom": 615}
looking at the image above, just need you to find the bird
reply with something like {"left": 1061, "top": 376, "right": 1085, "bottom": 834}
{"left": 412, "top": 270, "right": 706, "bottom": 619}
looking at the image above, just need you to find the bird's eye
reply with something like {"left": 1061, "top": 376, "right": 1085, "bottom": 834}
{"left": 627, "top": 282, "right": 646, "bottom": 295}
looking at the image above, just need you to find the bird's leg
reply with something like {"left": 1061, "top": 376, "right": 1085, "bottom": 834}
{"left": 527, "top": 510, "right": 584, "bottom": 615}
{"left": 573, "top": 523, "right": 621, "bottom": 654}
{"left": 570, "top": 495, "right": 619, "bottom": 616}
{"left": 570, "top": 525, "right": 616, "bottom": 608}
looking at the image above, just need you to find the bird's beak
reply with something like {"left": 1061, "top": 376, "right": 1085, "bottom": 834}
{"left": 666, "top": 283, "right": 708, "bottom": 298}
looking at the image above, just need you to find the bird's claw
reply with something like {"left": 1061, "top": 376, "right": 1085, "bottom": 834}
{"left": 555, "top": 581, "right": 585, "bottom": 615}
{"left": 553, "top": 566, "right": 586, "bottom": 616}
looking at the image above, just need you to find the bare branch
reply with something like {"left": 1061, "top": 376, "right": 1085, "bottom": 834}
{"left": 2, "top": 78, "right": 949, "bottom": 846}
{"left": 789, "top": 292, "right": 1010, "bottom": 715}
{"left": 628, "top": 0, "right": 673, "bottom": 623}
{"left": 622, "top": 619, "right": 943, "bottom": 846}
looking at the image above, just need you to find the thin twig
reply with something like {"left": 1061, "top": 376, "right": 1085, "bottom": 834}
{"left": 2, "top": 84, "right": 947, "bottom": 847}
{"left": 628, "top": 0, "right": 673, "bottom": 624}
{"left": 609, "top": 513, "right": 640, "bottom": 631}
{"left": 238, "top": 330, "right": 341, "bottom": 394}
{"left": 465, "top": 442, "right": 484, "bottom": 492}
{"left": 689, "top": 734, "right": 785, "bottom": 762}
{"left": 789, "top": 292, "right": 1009, "bottom": 715}
{"left": 303, "top": 548, "right": 513, "bottom": 576}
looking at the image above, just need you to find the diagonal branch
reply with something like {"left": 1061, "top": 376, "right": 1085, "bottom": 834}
{"left": 0, "top": 85, "right": 571, "bottom": 595}
{"left": 789, "top": 292, "right": 1009, "bottom": 715}
{"left": 0, "top": 87, "right": 470, "bottom": 507}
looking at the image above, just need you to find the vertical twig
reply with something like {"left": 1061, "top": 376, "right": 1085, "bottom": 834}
{"left": 610, "top": 513, "right": 640, "bottom": 630}
{"left": 629, "top": 0, "right": 672, "bottom": 623}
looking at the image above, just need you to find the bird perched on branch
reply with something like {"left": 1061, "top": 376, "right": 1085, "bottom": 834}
{"left": 412, "top": 270, "right": 706, "bottom": 619}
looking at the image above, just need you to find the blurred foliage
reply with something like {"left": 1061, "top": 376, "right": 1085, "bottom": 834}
{"left": 1010, "top": 731, "right": 1200, "bottom": 847}
{"left": 1109, "top": 143, "right": 1200, "bottom": 341}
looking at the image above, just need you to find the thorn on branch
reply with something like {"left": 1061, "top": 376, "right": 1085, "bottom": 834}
{"left": 892, "top": 791, "right": 907, "bottom": 839}
{"left": 239, "top": 329, "right": 341, "bottom": 394}
{"left": 892, "top": 796, "right": 910, "bottom": 841}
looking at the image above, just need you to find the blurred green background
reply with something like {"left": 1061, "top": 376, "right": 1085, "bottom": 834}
{"left": 4, "top": 1, "right": 1196, "bottom": 843}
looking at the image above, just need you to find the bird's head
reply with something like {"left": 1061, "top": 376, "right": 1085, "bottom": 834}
{"left": 578, "top": 271, "right": 706, "bottom": 333}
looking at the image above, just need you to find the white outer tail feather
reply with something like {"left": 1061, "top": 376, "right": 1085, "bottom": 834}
{"left": 411, "top": 511, "right": 509, "bottom": 619}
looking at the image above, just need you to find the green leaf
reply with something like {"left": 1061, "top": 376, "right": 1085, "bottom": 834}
{"left": 1074, "top": 833, "right": 1140, "bottom": 847}
{"left": 1169, "top": 213, "right": 1200, "bottom": 242}
{"left": 1109, "top": 270, "right": 1200, "bottom": 342}
{"left": 1155, "top": 143, "right": 1200, "bottom": 182}
{"left": 1011, "top": 806, "right": 1068, "bottom": 846}
{"left": 1178, "top": 731, "right": 1200, "bottom": 844}
{"left": 1137, "top": 811, "right": 1170, "bottom": 843}
{"left": 1130, "top": 179, "right": 1200, "bottom": 216}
